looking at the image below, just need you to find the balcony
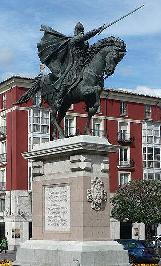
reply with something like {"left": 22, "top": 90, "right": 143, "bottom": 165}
{"left": 0, "top": 153, "right": 6, "bottom": 165}
{"left": 118, "top": 132, "right": 134, "bottom": 145}
{"left": 64, "top": 127, "right": 107, "bottom": 138}
{"left": 118, "top": 159, "right": 135, "bottom": 170}
{"left": 0, "top": 126, "right": 6, "bottom": 141}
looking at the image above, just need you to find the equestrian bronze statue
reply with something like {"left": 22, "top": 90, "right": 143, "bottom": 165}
{"left": 17, "top": 6, "right": 144, "bottom": 138}
{"left": 17, "top": 23, "right": 125, "bottom": 137}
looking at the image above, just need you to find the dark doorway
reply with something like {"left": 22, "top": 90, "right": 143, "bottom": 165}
{"left": 0, "top": 222, "right": 5, "bottom": 239}
{"left": 120, "top": 222, "right": 132, "bottom": 239}
{"left": 29, "top": 222, "right": 32, "bottom": 239}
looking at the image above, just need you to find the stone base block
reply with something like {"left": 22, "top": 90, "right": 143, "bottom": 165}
{"left": 13, "top": 240, "right": 129, "bottom": 266}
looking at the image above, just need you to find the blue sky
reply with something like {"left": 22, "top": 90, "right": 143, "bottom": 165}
{"left": 0, "top": 0, "right": 161, "bottom": 96}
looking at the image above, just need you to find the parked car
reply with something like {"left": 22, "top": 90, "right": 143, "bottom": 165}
{"left": 116, "top": 239, "right": 160, "bottom": 264}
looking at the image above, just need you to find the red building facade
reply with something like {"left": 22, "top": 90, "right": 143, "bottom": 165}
{"left": 0, "top": 76, "right": 161, "bottom": 248}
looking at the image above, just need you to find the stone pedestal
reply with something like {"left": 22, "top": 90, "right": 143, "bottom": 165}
{"left": 14, "top": 136, "right": 129, "bottom": 266}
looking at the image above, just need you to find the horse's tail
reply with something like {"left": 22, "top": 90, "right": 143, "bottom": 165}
{"left": 16, "top": 75, "right": 42, "bottom": 104}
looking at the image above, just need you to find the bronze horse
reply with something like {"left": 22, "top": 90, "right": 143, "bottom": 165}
{"left": 18, "top": 37, "right": 126, "bottom": 137}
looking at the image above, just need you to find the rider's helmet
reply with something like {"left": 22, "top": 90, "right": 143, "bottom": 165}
{"left": 74, "top": 22, "right": 84, "bottom": 35}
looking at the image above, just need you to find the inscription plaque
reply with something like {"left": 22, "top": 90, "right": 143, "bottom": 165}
{"left": 44, "top": 185, "right": 70, "bottom": 231}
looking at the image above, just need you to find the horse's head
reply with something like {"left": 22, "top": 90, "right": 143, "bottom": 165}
{"left": 103, "top": 37, "right": 126, "bottom": 78}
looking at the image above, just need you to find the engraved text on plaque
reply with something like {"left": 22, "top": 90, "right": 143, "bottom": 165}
{"left": 45, "top": 185, "right": 70, "bottom": 231}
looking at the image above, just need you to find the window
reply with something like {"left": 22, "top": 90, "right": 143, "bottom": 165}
{"left": 120, "top": 101, "right": 127, "bottom": 116}
{"left": 0, "top": 169, "right": 6, "bottom": 190}
{"left": 33, "top": 91, "right": 41, "bottom": 106}
{"left": 28, "top": 108, "right": 50, "bottom": 151}
{"left": 92, "top": 118, "right": 103, "bottom": 136}
{"left": 0, "top": 141, "right": 6, "bottom": 164}
{"left": 144, "top": 105, "right": 151, "bottom": 119}
{"left": 118, "top": 122, "right": 129, "bottom": 141}
{"left": 119, "top": 172, "right": 130, "bottom": 185}
{"left": 0, "top": 199, "right": 5, "bottom": 212}
{"left": 119, "top": 147, "right": 129, "bottom": 166}
{"left": 0, "top": 112, "right": 6, "bottom": 130}
{"left": 143, "top": 123, "right": 161, "bottom": 170}
{"left": 2, "top": 94, "right": 6, "bottom": 110}
{"left": 142, "top": 123, "right": 161, "bottom": 145}
{"left": 143, "top": 122, "right": 161, "bottom": 181}
{"left": 64, "top": 116, "right": 75, "bottom": 136}
{"left": 29, "top": 109, "right": 49, "bottom": 134}
{"left": 143, "top": 147, "right": 160, "bottom": 169}
{"left": 144, "top": 172, "right": 161, "bottom": 181}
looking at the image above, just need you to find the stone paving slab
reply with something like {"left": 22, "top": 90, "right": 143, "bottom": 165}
{"left": 0, "top": 250, "right": 16, "bottom": 262}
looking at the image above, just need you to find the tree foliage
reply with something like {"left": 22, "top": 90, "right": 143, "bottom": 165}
{"left": 111, "top": 179, "right": 161, "bottom": 225}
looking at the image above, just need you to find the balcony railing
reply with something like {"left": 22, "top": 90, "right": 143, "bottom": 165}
{"left": 0, "top": 153, "right": 7, "bottom": 164}
{"left": 118, "top": 159, "right": 135, "bottom": 169}
{"left": 91, "top": 129, "right": 106, "bottom": 137}
{"left": 63, "top": 127, "right": 107, "bottom": 138}
{"left": 118, "top": 132, "right": 134, "bottom": 144}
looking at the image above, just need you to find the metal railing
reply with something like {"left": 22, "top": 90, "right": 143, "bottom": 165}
{"left": 118, "top": 132, "right": 134, "bottom": 143}
{"left": 118, "top": 159, "right": 135, "bottom": 168}
{"left": 91, "top": 129, "right": 106, "bottom": 137}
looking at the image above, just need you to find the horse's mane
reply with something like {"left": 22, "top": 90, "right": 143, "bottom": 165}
{"left": 86, "top": 36, "right": 126, "bottom": 64}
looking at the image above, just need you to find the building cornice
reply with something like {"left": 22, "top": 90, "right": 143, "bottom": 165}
{"left": 23, "top": 135, "right": 118, "bottom": 161}
{"left": 0, "top": 76, "right": 33, "bottom": 94}
{"left": 102, "top": 89, "right": 161, "bottom": 106}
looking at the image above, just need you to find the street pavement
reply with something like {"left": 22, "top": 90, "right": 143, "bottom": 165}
{"left": 0, "top": 250, "right": 16, "bottom": 262}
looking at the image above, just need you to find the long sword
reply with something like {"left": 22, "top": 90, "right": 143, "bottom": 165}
{"left": 98, "top": 4, "right": 144, "bottom": 34}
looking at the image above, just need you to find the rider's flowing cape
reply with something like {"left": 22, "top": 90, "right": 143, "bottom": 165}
{"left": 37, "top": 25, "right": 85, "bottom": 97}
{"left": 37, "top": 25, "right": 71, "bottom": 70}
{"left": 17, "top": 26, "right": 75, "bottom": 104}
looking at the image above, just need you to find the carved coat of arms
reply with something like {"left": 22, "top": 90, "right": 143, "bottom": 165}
{"left": 87, "top": 177, "right": 107, "bottom": 211}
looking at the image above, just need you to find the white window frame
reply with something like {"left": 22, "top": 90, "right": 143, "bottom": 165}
{"left": 92, "top": 117, "right": 104, "bottom": 137}
{"left": 64, "top": 116, "right": 76, "bottom": 136}
{"left": 0, "top": 168, "right": 6, "bottom": 190}
{"left": 119, "top": 147, "right": 130, "bottom": 166}
{"left": 144, "top": 105, "right": 151, "bottom": 119}
{"left": 33, "top": 91, "right": 42, "bottom": 106}
{"left": 2, "top": 94, "right": 6, "bottom": 110}
{"left": 0, "top": 198, "right": 5, "bottom": 212}
{"left": 28, "top": 108, "right": 50, "bottom": 151}
{"left": 118, "top": 172, "right": 131, "bottom": 186}
{"left": 142, "top": 122, "right": 161, "bottom": 170}
{"left": 118, "top": 121, "right": 130, "bottom": 141}
{"left": 120, "top": 101, "right": 127, "bottom": 116}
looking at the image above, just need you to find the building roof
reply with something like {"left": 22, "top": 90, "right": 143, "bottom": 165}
{"left": 103, "top": 88, "right": 161, "bottom": 106}
{"left": 0, "top": 76, "right": 33, "bottom": 94}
